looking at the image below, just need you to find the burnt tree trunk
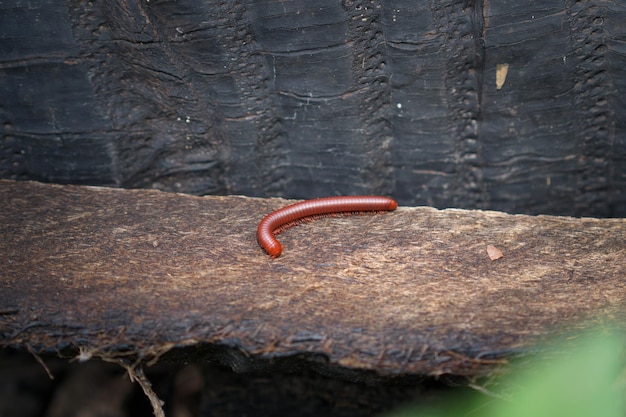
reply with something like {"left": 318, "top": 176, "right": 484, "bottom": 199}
{"left": 1, "top": 1, "right": 625, "bottom": 216}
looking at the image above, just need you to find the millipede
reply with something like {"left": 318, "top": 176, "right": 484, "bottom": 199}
{"left": 257, "top": 196, "right": 398, "bottom": 258}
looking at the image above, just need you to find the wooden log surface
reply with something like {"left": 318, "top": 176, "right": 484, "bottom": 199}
{"left": 1, "top": 180, "right": 625, "bottom": 379}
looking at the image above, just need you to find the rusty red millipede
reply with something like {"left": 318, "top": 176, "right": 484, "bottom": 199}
{"left": 257, "top": 196, "right": 398, "bottom": 258}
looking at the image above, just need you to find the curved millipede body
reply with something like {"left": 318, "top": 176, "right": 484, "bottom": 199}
{"left": 257, "top": 196, "right": 398, "bottom": 258}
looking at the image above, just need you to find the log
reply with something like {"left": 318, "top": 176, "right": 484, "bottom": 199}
{"left": 1, "top": 179, "right": 624, "bottom": 380}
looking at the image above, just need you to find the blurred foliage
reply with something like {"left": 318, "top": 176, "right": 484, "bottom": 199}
{"left": 386, "top": 329, "right": 625, "bottom": 417}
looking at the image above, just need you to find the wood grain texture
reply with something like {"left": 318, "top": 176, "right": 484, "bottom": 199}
{"left": 1, "top": 180, "right": 624, "bottom": 379}
{"left": 1, "top": 1, "right": 625, "bottom": 217}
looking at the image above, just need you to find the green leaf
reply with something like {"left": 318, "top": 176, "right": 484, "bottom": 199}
{"left": 386, "top": 331, "right": 625, "bottom": 417}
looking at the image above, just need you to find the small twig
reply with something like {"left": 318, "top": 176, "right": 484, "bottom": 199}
{"left": 26, "top": 344, "right": 54, "bottom": 380}
{"left": 103, "top": 357, "right": 165, "bottom": 417}
{"left": 467, "top": 382, "right": 513, "bottom": 401}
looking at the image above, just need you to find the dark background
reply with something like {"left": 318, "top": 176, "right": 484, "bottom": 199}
{"left": 1, "top": 0, "right": 624, "bottom": 217}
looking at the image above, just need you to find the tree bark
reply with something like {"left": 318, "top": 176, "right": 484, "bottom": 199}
{"left": 1, "top": 1, "right": 625, "bottom": 217}
{"left": 1, "top": 180, "right": 624, "bottom": 379}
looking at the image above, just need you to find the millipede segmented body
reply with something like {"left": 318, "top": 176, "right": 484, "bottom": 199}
{"left": 257, "top": 196, "right": 398, "bottom": 258}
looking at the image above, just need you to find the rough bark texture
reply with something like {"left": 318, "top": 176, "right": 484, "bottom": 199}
{"left": 1, "top": 180, "right": 624, "bottom": 380}
{"left": 1, "top": 1, "right": 625, "bottom": 217}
